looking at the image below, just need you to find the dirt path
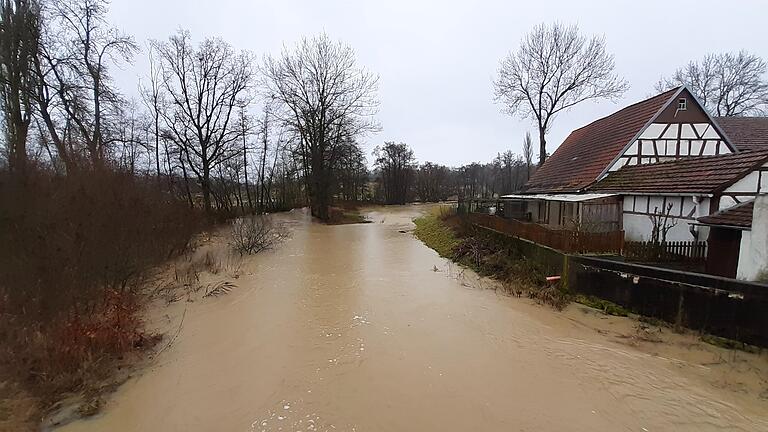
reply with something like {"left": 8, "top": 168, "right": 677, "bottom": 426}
{"left": 56, "top": 205, "right": 768, "bottom": 432}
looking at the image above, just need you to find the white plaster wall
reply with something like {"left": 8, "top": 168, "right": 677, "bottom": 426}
{"left": 726, "top": 171, "right": 760, "bottom": 194}
{"left": 623, "top": 213, "right": 697, "bottom": 242}
{"left": 719, "top": 196, "right": 739, "bottom": 210}
{"left": 736, "top": 195, "right": 768, "bottom": 281}
{"left": 623, "top": 213, "right": 654, "bottom": 241}
{"left": 622, "top": 194, "right": 707, "bottom": 242}
{"left": 723, "top": 162, "right": 768, "bottom": 197}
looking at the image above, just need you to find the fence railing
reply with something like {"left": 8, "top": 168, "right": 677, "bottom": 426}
{"left": 467, "top": 213, "right": 624, "bottom": 254}
{"left": 624, "top": 240, "right": 707, "bottom": 263}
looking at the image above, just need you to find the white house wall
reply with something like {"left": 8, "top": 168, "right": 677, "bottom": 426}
{"left": 718, "top": 162, "right": 768, "bottom": 210}
{"left": 622, "top": 195, "right": 709, "bottom": 242}
{"left": 736, "top": 195, "right": 768, "bottom": 281}
{"left": 607, "top": 123, "right": 730, "bottom": 173}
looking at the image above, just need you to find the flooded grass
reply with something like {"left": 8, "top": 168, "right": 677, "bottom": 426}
{"left": 412, "top": 213, "right": 462, "bottom": 257}
{"left": 573, "top": 294, "right": 631, "bottom": 317}
{"left": 327, "top": 204, "right": 373, "bottom": 225}
{"left": 413, "top": 211, "right": 571, "bottom": 309}
{"left": 701, "top": 334, "right": 763, "bottom": 354}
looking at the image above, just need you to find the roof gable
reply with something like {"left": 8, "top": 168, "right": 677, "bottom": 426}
{"left": 598, "top": 88, "right": 736, "bottom": 179}
{"left": 524, "top": 88, "right": 680, "bottom": 193}
{"left": 524, "top": 87, "right": 738, "bottom": 194}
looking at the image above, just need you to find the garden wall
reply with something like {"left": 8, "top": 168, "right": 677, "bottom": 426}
{"left": 474, "top": 225, "right": 768, "bottom": 347}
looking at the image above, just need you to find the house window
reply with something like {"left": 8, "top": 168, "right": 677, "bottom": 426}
{"left": 678, "top": 98, "right": 687, "bottom": 110}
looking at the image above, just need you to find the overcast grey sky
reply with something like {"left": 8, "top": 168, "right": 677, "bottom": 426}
{"left": 108, "top": 0, "right": 768, "bottom": 167}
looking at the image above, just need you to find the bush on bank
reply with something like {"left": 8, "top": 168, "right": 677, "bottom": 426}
{"left": 0, "top": 167, "right": 207, "bottom": 414}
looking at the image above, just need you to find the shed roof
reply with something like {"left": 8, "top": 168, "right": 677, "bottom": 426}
{"left": 698, "top": 200, "right": 754, "bottom": 229}
{"left": 589, "top": 150, "right": 768, "bottom": 194}
{"left": 500, "top": 193, "right": 617, "bottom": 202}
{"left": 715, "top": 117, "right": 768, "bottom": 152}
{"left": 524, "top": 88, "right": 681, "bottom": 193}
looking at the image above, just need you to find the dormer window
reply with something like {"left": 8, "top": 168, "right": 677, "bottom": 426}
{"left": 678, "top": 98, "right": 687, "bottom": 110}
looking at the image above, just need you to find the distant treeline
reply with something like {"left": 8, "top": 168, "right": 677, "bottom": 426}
{"left": 371, "top": 139, "right": 536, "bottom": 205}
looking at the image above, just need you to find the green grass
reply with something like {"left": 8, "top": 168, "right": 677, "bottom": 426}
{"left": 574, "top": 294, "right": 630, "bottom": 317}
{"left": 413, "top": 214, "right": 461, "bottom": 258}
{"left": 327, "top": 207, "right": 371, "bottom": 225}
{"left": 701, "top": 334, "right": 762, "bottom": 354}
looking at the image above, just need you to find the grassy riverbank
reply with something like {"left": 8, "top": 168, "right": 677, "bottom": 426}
{"left": 412, "top": 209, "right": 461, "bottom": 257}
{"left": 412, "top": 208, "right": 571, "bottom": 309}
{"left": 412, "top": 209, "right": 766, "bottom": 356}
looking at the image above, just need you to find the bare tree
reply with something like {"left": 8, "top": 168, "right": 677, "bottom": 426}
{"left": 494, "top": 23, "right": 628, "bottom": 166}
{"left": 262, "top": 33, "right": 379, "bottom": 220}
{"left": 237, "top": 104, "right": 254, "bottom": 212}
{"left": 334, "top": 139, "right": 368, "bottom": 201}
{"left": 112, "top": 98, "right": 145, "bottom": 173}
{"left": 522, "top": 131, "right": 533, "bottom": 181}
{"left": 153, "top": 30, "right": 253, "bottom": 212}
{"left": 140, "top": 42, "right": 163, "bottom": 178}
{"left": 656, "top": 51, "right": 768, "bottom": 116}
{"left": 256, "top": 101, "right": 271, "bottom": 212}
{"left": 374, "top": 141, "right": 415, "bottom": 205}
{"left": 649, "top": 203, "right": 677, "bottom": 245}
{"left": 0, "top": 0, "right": 39, "bottom": 176}
{"left": 415, "top": 162, "right": 450, "bottom": 202}
{"left": 42, "top": 0, "right": 138, "bottom": 168}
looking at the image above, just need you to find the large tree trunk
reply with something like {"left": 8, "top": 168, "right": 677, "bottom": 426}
{"left": 179, "top": 152, "right": 194, "bottom": 208}
{"left": 202, "top": 173, "right": 212, "bottom": 213}
{"left": 538, "top": 126, "right": 547, "bottom": 167}
{"left": 310, "top": 167, "right": 330, "bottom": 220}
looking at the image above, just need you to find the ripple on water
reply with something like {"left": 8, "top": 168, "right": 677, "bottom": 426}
{"left": 249, "top": 399, "right": 356, "bottom": 432}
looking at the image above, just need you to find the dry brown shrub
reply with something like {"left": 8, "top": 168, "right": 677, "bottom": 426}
{"left": 0, "top": 167, "right": 205, "bottom": 408}
{"left": 229, "top": 216, "right": 289, "bottom": 255}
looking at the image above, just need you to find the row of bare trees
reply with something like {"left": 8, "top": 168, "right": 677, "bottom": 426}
{"left": 0, "top": 0, "right": 378, "bottom": 220}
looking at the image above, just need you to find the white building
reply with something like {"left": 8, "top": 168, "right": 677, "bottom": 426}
{"left": 498, "top": 86, "right": 768, "bottom": 281}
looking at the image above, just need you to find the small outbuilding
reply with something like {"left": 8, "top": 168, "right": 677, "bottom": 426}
{"left": 697, "top": 195, "right": 768, "bottom": 280}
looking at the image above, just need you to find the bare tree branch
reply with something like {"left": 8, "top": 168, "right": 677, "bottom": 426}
{"left": 493, "top": 23, "right": 628, "bottom": 166}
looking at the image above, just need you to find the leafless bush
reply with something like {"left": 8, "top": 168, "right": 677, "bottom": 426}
{"left": 0, "top": 167, "right": 206, "bottom": 405}
{"left": 229, "top": 216, "right": 289, "bottom": 255}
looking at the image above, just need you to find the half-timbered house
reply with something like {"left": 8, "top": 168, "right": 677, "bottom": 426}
{"left": 502, "top": 86, "right": 740, "bottom": 234}
{"left": 494, "top": 86, "right": 768, "bottom": 279}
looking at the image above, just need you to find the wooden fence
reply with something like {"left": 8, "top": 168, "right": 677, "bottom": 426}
{"left": 467, "top": 213, "right": 624, "bottom": 254}
{"left": 624, "top": 240, "right": 707, "bottom": 263}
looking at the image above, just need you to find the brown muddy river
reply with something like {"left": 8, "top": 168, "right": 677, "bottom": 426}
{"left": 58, "top": 205, "right": 768, "bottom": 432}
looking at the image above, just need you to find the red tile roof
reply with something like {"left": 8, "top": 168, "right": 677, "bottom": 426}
{"left": 524, "top": 88, "right": 680, "bottom": 193}
{"left": 698, "top": 200, "right": 754, "bottom": 228}
{"left": 715, "top": 117, "right": 768, "bottom": 152}
{"left": 589, "top": 150, "right": 768, "bottom": 194}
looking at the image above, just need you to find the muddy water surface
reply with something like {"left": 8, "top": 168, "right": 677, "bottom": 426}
{"left": 59, "top": 205, "right": 768, "bottom": 432}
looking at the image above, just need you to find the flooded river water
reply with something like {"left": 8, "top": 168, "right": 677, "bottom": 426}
{"left": 59, "top": 205, "right": 768, "bottom": 432}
